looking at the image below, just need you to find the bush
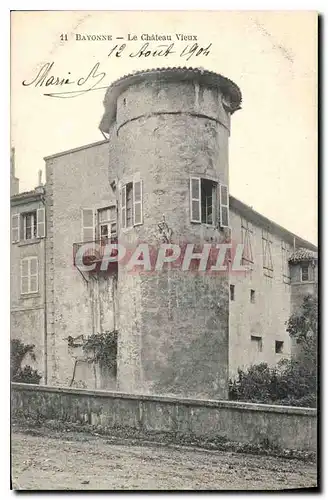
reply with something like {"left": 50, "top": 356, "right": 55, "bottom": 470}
{"left": 229, "top": 360, "right": 316, "bottom": 408}
{"left": 11, "top": 339, "right": 42, "bottom": 384}
{"left": 230, "top": 294, "right": 317, "bottom": 408}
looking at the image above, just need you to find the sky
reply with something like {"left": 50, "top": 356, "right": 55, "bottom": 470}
{"left": 11, "top": 10, "right": 317, "bottom": 244}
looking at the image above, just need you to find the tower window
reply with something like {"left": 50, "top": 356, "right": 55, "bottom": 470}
{"left": 250, "top": 289, "right": 255, "bottom": 303}
{"left": 190, "top": 177, "right": 223, "bottom": 226}
{"left": 301, "top": 264, "right": 309, "bottom": 282}
{"left": 201, "top": 179, "right": 215, "bottom": 225}
{"left": 251, "top": 335, "right": 262, "bottom": 352}
{"left": 121, "top": 180, "right": 143, "bottom": 229}
{"left": 230, "top": 284, "right": 235, "bottom": 301}
{"left": 275, "top": 341, "right": 284, "bottom": 354}
{"left": 126, "top": 182, "right": 133, "bottom": 228}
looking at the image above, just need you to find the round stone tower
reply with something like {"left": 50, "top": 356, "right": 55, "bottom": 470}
{"left": 100, "top": 67, "right": 242, "bottom": 399}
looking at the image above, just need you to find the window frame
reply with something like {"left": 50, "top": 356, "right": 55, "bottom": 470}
{"left": 301, "top": 264, "right": 310, "bottom": 282}
{"left": 190, "top": 177, "right": 221, "bottom": 226}
{"left": 22, "top": 211, "right": 37, "bottom": 241}
{"left": 275, "top": 340, "right": 284, "bottom": 354}
{"left": 120, "top": 179, "right": 144, "bottom": 230}
{"left": 97, "top": 205, "right": 117, "bottom": 240}
{"left": 251, "top": 335, "right": 263, "bottom": 353}
{"left": 20, "top": 256, "right": 39, "bottom": 295}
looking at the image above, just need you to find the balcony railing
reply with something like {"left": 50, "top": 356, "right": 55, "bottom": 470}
{"left": 73, "top": 237, "right": 118, "bottom": 273}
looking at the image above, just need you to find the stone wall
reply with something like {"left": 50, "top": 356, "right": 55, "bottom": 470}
{"left": 12, "top": 383, "right": 317, "bottom": 452}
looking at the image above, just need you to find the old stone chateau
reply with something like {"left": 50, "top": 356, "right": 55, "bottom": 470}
{"left": 10, "top": 67, "right": 317, "bottom": 400}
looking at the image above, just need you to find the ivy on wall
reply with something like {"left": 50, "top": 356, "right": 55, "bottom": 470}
{"left": 11, "top": 339, "right": 42, "bottom": 384}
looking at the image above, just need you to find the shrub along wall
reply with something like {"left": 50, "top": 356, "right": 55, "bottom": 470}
{"left": 11, "top": 383, "right": 317, "bottom": 452}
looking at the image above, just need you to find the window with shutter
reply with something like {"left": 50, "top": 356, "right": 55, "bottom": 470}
{"left": 126, "top": 183, "right": 133, "bottom": 227}
{"left": 37, "top": 207, "right": 45, "bottom": 238}
{"left": 97, "top": 205, "right": 117, "bottom": 240}
{"left": 133, "top": 180, "right": 143, "bottom": 226}
{"left": 219, "top": 183, "right": 229, "bottom": 227}
{"left": 22, "top": 211, "right": 37, "bottom": 240}
{"left": 262, "top": 229, "right": 273, "bottom": 277}
{"left": 190, "top": 177, "right": 201, "bottom": 223}
{"left": 12, "top": 213, "right": 20, "bottom": 243}
{"left": 301, "top": 264, "right": 309, "bottom": 282}
{"left": 21, "top": 257, "right": 38, "bottom": 294}
{"left": 81, "top": 208, "right": 95, "bottom": 242}
{"left": 241, "top": 218, "right": 254, "bottom": 264}
{"left": 121, "top": 180, "right": 144, "bottom": 229}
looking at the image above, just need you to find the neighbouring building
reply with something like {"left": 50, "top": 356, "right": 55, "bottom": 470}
{"left": 10, "top": 67, "right": 318, "bottom": 399}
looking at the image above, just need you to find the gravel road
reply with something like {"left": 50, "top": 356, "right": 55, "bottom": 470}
{"left": 11, "top": 429, "right": 317, "bottom": 491}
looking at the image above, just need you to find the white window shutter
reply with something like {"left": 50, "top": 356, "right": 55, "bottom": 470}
{"left": 133, "top": 180, "right": 143, "bottom": 226}
{"left": 12, "top": 213, "right": 20, "bottom": 243}
{"left": 219, "top": 183, "right": 229, "bottom": 228}
{"left": 81, "top": 208, "right": 95, "bottom": 242}
{"left": 190, "top": 177, "right": 201, "bottom": 222}
{"left": 121, "top": 185, "right": 127, "bottom": 229}
{"left": 37, "top": 208, "right": 45, "bottom": 238}
{"left": 20, "top": 257, "right": 38, "bottom": 294}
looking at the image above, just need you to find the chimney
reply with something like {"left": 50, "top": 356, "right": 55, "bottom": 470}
{"left": 35, "top": 169, "right": 44, "bottom": 193}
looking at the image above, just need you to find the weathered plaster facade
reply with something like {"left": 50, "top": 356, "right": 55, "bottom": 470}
{"left": 44, "top": 141, "right": 117, "bottom": 389}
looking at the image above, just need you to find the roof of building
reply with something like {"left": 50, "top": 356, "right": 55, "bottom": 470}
{"left": 99, "top": 66, "right": 242, "bottom": 133}
{"left": 11, "top": 189, "right": 37, "bottom": 199}
{"left": 288, "top": 248, "right": 318, "bottom": 264}
{"left": 10, "top": 187, "right": 44, "bottom": 205}
{"left": 229, "top": 196, "right": 317, "bottom": 252}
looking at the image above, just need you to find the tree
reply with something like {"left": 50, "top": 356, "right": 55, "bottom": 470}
{"left": 286, "top": 293, "right": 317, "bottom": 347}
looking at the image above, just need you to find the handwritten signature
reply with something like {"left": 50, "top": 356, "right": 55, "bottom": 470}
{"left": 22, "top": 42, "right": 212, "bottom": 98}
{"left": 22, "top": 62, "right": 108, "bottom": 98}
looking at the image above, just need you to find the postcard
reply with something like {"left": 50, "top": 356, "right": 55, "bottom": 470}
{"left": 10, "top": 10, "right": 318, "bottom": 491}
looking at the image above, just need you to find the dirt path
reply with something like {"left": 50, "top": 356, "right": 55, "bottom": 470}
{"left": 11, "top": 430, "right": 317, "bottom": 491}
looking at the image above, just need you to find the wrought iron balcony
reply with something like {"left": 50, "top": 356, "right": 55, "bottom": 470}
{"left": 73, "top": 237, "right": 118, "bottom": 274}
